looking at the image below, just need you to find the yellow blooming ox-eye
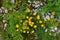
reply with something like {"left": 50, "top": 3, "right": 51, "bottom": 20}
{"left": 28, "top": 21, "right": 34, "bottom": 27}
{"left": 33, "top": 12, "right": 37, "bottom": 16}
{"left": 41, "top": 24, "right": 44, "bottom": 27}
{"left": 26, "top": 16, "right": 29, "bottom": 19}
{"left": 28, "top": 16, "right": 32, "bottom": 21}
{"left": 27, "top": 31, "right": 29, "bottom": 34}
{"left": 44, "top": 18, "right": 47, "bottom": 21}
{"left": 25, "top": 8, "right": 31, "bottom": 13}
{"left": 39, "top": 20, "right": 42, "bottom": 24}
{"left": 20, "top": 19, "right": 23, "bottom": 23}
{"left": 36, "top": 15, "right": 40, "bottom": 20}
{"left": 23, "top": 30, "right": 26, "bottom": 33}
{"left": 51, "top": 11, "right": 55, "bottom": 15}
{"left": 16, "top": 29, "right": 19, "bottom": 32}
{"left": 47, "top": 17, "right": 51, "bottom": 21}
{"left": 33, "top": 25, "right": 37, "bottom": 29}
{"left": 16, "top": 24, "right": 19, "bottom": 28}
{"left": 31, "top": 30, "right": 35, "bottom": 33}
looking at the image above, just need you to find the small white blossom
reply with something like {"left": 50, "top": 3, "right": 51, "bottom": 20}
{"left": 11, "top": 0, "right": 15, "bottom": 4}
{"left": 51, "top": 29, "right": 55, "bottom": 32}
{"left": 45, "top": 29, "right": 48, "bottom": 32}
{"left": 3, "top": 20, "right": 6, "bottom": 23}
{"left": 4, "top": 23, "right": 7, "bottom": 30}
{"left": 40, "top": 3, "right": 43, "bottom": 6}
{"left": 1, "top": 7, "right": 4, "bottom": 9}
{"left": 28, "top": 0, "right": 31, "bottom": 3}
{"left": 58, "top": 30, "right": 60, "bottom": 33}
{"left": 0, "top": 8, "right": 2, "bottom": 13}
{"left": 50, "top": 15, "right": 54, "bottom": 18}
{"left": 5, "top": 9, "right": 8, "bottom": 13}
{"left": 48, "top": 13, "right": 51, "bottom": 15}
{"left": 46, "top": 15, "right": 50, "bottom": 19}
{"left": 54, "top": 27, "right": 57, "bottom": 31}
{"left": 35, "top": 4, "right": 40, "bottom": 8}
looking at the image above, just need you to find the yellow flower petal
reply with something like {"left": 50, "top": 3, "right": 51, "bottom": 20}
{"left": 44, "top": 18, "right": 47, "bottom": 21}
{"left": 33, "top": 25, "right": 37, "bottom": 28}
{"left": 33, "top": 12, "right": 37, "bottom": 16}
{"left": 51, "top": 11, "right": 55, "bottom": 15}
{"left": 20, "top": 20, "right": 22, "bottom": 22}
{"left": 25, "top": 8, "right": 31, "bottom": 13}
{"left": 27, "top": 31, "right": 29, "bottom": 33}
{"left": 31, "top": 30, "right": 34, "bottom": 33}
{"left": 16, "top": 24, "right": 19, "bottom": 28}
{"left": 26, "top": 16, "right": 29, "bottom": 19}
{"left": 23, "top": 30, "right": 26, "bottom": 33}
{"left": 39, "top": 20, "right": 42, "bottom": 23}
{"left": 41, "top": 24, "right": 44, "bottom": 27}
{"left": 26, "top": 27, "right": 29, "bottom": 29}
{"left": 47, "top": 17, "right": 50, "bottom": 21}
{"left": 16, "top": 29, "right": 19, "bottom": 32}
{"left": 36, "top": 15, "right": 40, "bottom": 20}
{"left": 29, "top": 16, "right": 32, "bottom": 20}
{"left": 25, "top": 20, "right": 28, "bottom": 23}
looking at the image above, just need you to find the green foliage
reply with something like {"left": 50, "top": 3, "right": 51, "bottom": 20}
{"left": 1, "top": 0, "right": 60, "bottom": 40}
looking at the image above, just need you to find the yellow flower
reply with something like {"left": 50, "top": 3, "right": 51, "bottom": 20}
{"left": 25, "top": 20, "right": 28, "bottom": 23}
{"left": 20, "top": 20, "right": 22, "bottom": 22}
{"left": 28, "top": 16, "right": 32, "bottom": 21}
{"left": 44, "top": 18, "right": 47, "bottom": 21}
{"left": 33, "top": 12, "right": 37, "bottom": 16}
{"left": 39, "top": 20, "right": 42, "bottom": 23}
{"left": 27, "top": 31, "right": 29, "bottom": 33}
{"left": 51, "top": 11, "right": 55, "bottom": 15}
{"left": 16, "top": 24, "right": 19, "bottom": 28}
{"left": 47, "top": 17, "right": 50, "bottom": 21}
{"left": 29, "top": 21, "right": 34, "bottom": 27}
{"left": 22, "top": 27, "right": 26, "bottom": 30}
{"left": 16, "top": 29, "right": 19, "bottom": 32}
{"left": 36, "top": 15, "right": 40, "bottom": 20}
{"left": 25, "top": 8, "right": 31, "bottom": 13}
{"left": 32, "top": 22, "right": 34, "bottom": 25}
{"left": 26, "top": 27, "right": 29, "bottom": 29}
{"left": 33, "top": 25, "right": 37, "bottom": 28}
{"left": 23, "top": 22, "right": 26, "bottom": 25}
{"left": 28, "top": 21, "right": 31, "bottom": 24}
{"left": 41, "top": 24, "right": 44, "bottom": 27}
{"left": 26, "top": 16, "right": 29, "bottom": 19}
{"left": 31, "top": 30, "right": 35, "bottom": 33}
{"left": 23, "top": 30, "right": 26, "bottom": 33}
{"left": 29, "top": 16, "right": 32, "bottom": 20}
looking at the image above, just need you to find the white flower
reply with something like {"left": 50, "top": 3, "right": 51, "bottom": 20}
{"left": 45, "top": 29, "right": 48, "bottom": 32}
{"left": 54, "top": 27, "right": 57, "bottom": 31}
{"left": 0, "top": 8, "right": 2, "bottom": 13}
{"left": 11, "top": 0, "right": 15, "bottom": 4}
{"left": 1, "top": 7, "right": 4, "bottom": 9}
{"left": 3, "top": 20, "right": 6, "bottom": 23}
{"left": 48, "top": 13, "right": 51, "bottom": 15}
{"left": 50, "top": 15, "right": 54, "bottom": 18}
{"left": 58, "top": 30, "right": 60, "bottom": 33}
{"left": 28, "top": 0, "right": 31, "bottom": 3}
{"left": 4, "top": 23, "right": 7, "bottom": 30}
{"left": 5, "top": 9, "right": 8, "bottom": 13}
{"left": 57, "top": 17, "right": 60, "bottom": 22}
{"left": 51, "top": 29, "right": 55, "bottom": 32}
{"left": 40, "top": 3, "right": 43, "bottom": 6}
{"left": 46, "top": 15, "right": 50, "bottom": 19}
